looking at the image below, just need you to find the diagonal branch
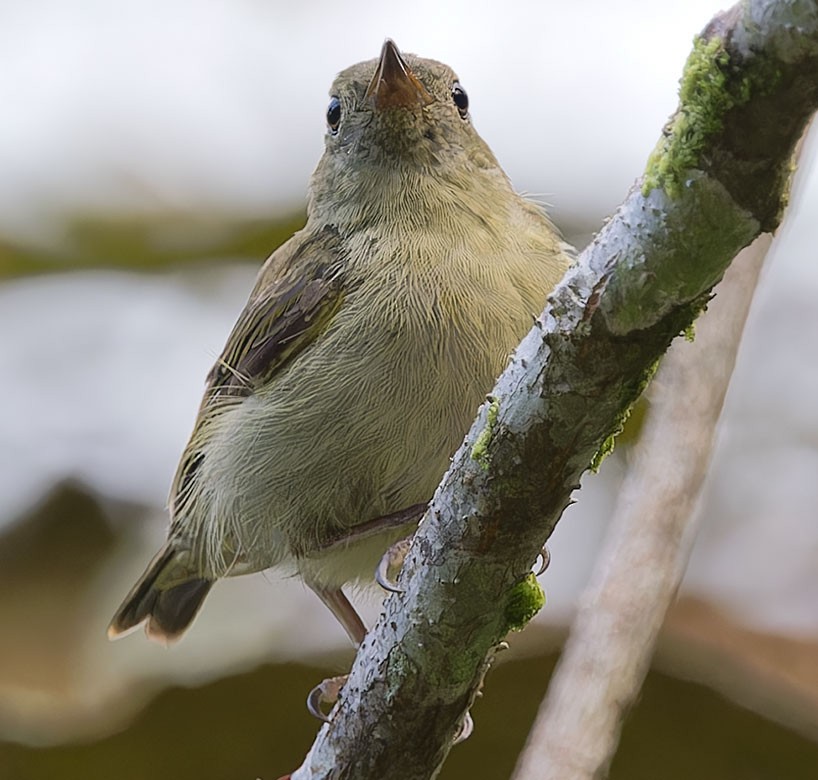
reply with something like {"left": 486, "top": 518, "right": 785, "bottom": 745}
{"left": 291, "top": 2, "right": 818, "bottom": 778}
{"left": 512, "top": 113, "right": 813, "bottom": 780}
{"left": 512, "top": 233, "right": 773, "bottom": 780}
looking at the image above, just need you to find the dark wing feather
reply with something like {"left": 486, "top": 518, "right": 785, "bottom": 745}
{"left": 205, "top": 224, "right": 346, "bottom": 400}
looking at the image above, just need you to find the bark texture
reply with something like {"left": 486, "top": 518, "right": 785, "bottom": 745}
{"left": 511, "top": 235, "right": 772, "bottom": 780}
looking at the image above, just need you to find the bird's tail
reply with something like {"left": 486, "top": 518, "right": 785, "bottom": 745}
{"left": 107, "top": 543, "right": 212, "bottom": 644}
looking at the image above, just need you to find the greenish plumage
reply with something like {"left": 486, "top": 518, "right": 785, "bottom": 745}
{"left": 109, "top": 40, "right": 571, "bottom": 644}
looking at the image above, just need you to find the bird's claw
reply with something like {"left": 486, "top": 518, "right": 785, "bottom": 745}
{"left": 375, "top": 536, "right": 413, "bottom": 593}
{"left": 453, "top": 711, "right": 474, "bottom": 744}
{"left": 534, "top": 544, "right": 551, "bottom": 576}
{"left": 306, "top": 674, "right": 348, "bottom": 723}
{"left": 308, "top": 672, "right": 474, "bottom": 744}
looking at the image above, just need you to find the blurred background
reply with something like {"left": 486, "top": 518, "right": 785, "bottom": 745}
{"left": 2, "top": 1, "right": 817, "bottom": 778}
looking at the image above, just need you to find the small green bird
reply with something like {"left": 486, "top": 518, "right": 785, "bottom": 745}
{"left": 109, "top": 39, "right": 570, "bottom": 646}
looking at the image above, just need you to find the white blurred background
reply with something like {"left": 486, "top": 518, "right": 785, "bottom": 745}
{"left": 1, "top": 0, "right": 817, "bottom": 775}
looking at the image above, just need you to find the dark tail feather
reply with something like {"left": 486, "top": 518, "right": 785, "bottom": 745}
{"left": 108, "top": 544, "right": 213, "bottom": 644}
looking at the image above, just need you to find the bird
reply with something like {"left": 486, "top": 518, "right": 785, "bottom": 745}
{"left": 108, "top": 39, "right": 571, "bottom": 649}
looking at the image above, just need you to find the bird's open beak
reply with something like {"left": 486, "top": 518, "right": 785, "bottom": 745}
{"left": 366, "top": 39, "right": 433, "bottom": 110}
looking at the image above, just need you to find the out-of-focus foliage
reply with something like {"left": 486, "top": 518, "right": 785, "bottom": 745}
{"left": 0, "top": 213, "right": 304, "bottom": 278}
{"left": 0, "top": 653, "right": 816, "bottom": 780}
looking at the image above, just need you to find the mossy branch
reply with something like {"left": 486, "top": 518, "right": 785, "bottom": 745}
{"left": 291, "top": 2, "right": 818, "bottom": 778}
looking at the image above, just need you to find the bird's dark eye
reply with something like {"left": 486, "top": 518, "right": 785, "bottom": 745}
{"left": 452, "top": 82, "right": 469, "bottom": 119}
{"left": 326, "top": 96, "right": 341, "bottom": 134}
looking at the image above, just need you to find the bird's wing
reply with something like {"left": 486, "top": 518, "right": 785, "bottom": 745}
{"left": 206, "top": 224, "right": 347, "bottom": 401}
{"left": 170, "top": 224, "right": 347, "bottom": 519}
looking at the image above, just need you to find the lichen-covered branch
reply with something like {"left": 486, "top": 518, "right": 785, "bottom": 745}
{"left": 511, "top": 234, "right": 773, "bottom": 780}
{"left": 291, "top": 2, "right": 818, "bottom": 778}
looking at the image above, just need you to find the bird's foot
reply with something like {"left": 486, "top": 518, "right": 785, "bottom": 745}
{"left": 307, "top": 671, "right": 474, "bottom": 746}
{"left": 375, "top": 534, "right": 414, "bottom": 593}
{"left": 454, "top": 711, "right": 474, "bottom": 744}
{"left": 534, "top": 544, "right": 551, "bottom": 576}
{"left": 306, "top": 674, "right": 348, "bottom": 723}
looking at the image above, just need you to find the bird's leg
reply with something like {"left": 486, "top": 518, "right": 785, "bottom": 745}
{"left": 315, "top": 502, "right": 427, "bottom": 553}
{"left": 310, "top": 585, "right": 367, "bottom": 646}
{"left": 305, "top": 586, "right": 365, "bottom": 722}
{"left": 305, "top": 504, "right": 427, "bottom": 723}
